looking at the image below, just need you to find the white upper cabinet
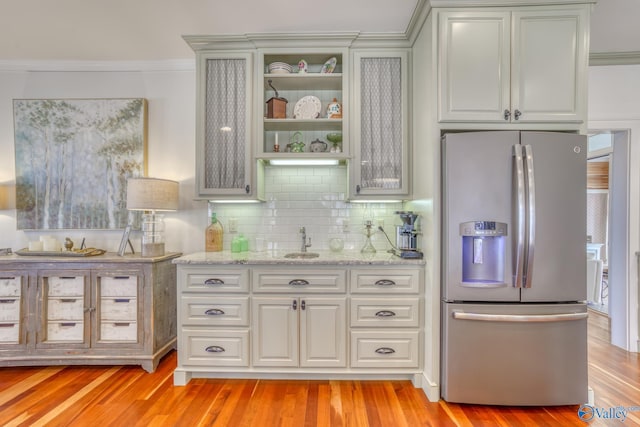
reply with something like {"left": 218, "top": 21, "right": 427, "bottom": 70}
{"left": 350, "top": 50, "right": 411, "bottom": 199}
{"left": 438, "top": 6, "right": 589, "bottom": 124}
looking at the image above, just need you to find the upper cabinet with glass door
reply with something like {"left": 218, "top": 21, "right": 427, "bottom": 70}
{"left": 194, "top": 52, "right": 262, "bottom": 200}
{"left": 257, "top": 50, "right": 349, "bottom": 160}
{"left": 350, "top": 50, "right": 411, "bottom": 200}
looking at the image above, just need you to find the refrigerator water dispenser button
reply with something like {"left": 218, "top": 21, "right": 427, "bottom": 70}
{"left": 473, "top": 238, "right": 483, "bottom": 264}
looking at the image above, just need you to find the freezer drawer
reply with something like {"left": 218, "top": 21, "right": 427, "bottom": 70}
{"left": 441, "top": 302, "right": 588, "bottom": 405}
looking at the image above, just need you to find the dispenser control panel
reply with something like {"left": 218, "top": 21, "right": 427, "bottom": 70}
{"left": 459, "top": 221, "right": 507, "bottom": 237}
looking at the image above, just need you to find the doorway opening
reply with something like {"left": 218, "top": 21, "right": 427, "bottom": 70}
{"left": 586, "top": 129, "right": 630, "bottom": 346}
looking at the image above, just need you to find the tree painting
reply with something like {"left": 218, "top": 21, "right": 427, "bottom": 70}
{"left": 13, "top": 99, "right": 147, "bottom": 230}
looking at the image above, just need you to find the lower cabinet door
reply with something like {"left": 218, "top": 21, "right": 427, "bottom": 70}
{"left": 252, "top": 297, "right": 298, "bottom": 367}
{"left": 300, "top": 297, "right": 346, "bottom": 367}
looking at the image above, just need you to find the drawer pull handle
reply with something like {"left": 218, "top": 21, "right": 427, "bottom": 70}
{"left": 0, "top": 299, "right": 16, "bottom": 304}
{"left": 113, "top": 298, "right": 130, "bottom": 303}
{"left": 112, "top": 276, "right": 131, "bottom": 280}
{"left": 0, "top": 277, "right": 16, "bottom": 280}
{"left": 60, "top": 299, "right": 77, "bottom": 303}
{"left": 374, "top": 279, "right": 396, "bottom": 287}
{"left": 0, "top": 323, "right": 15, "bottom": 328}
{"left": 59, "top": 277, "right": 78, "bottom": 280}
{"left": 375, "top": 310, "right": 396, "bottom": 317}
{"left": 205, "top": 345, "right": 225, "bottom": 353}
{"left": 204, "top": 278, "right": 225, "bottom": 286}
{"left": 289, "top": 279, "right": 309, "bottom": 286}
{"left": 113, "top": 322, "right": 130, "bottom": 327}
{"left": 375, "top": 347, "right": 396, "bottom": 355}
{"left": 60, "top": 322, "right": 77, "bottom": 327}
{"left": 204, "top": 308, "right": 225, "bottom": 316}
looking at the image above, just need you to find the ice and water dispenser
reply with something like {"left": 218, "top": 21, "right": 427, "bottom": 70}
{"left": 460, "top": 221, "right": 507, "bottom": 286}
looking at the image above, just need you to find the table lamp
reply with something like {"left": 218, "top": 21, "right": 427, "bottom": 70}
{"left": 126, "top": 177, "right": 179, "bottom": 257}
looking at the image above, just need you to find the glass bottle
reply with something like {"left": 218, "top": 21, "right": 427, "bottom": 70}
{"left": 205, "top": 213, "right": 224, "bottom": 252}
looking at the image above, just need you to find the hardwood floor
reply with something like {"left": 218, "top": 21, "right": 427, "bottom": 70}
{"left": 0, "top": 311, "right": 638, "bottom": 426}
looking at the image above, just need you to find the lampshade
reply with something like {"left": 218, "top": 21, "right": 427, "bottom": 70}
{"left": 126, "top": 178, "right": 179, "bottom": 211}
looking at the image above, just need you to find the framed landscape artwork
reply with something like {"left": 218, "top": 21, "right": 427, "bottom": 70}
{"left": 13, "top": 98, "right": 147, "bottom": 230}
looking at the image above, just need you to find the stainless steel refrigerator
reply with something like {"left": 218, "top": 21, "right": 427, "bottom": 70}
{"left": 441, "top": 131, "right": 588, "bottom": 406}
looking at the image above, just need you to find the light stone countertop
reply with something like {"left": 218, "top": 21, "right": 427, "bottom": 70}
{"left": 173, "top": 250, "right": 425, "bottom": 266}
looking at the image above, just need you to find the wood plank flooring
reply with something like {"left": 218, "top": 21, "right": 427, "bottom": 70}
{"left": 0, "top": 311, "right": 638, "bottom": 426}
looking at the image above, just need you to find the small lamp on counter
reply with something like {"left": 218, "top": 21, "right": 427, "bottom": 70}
{"left": 126, "top": 177, "right": 179, "bottom": 257}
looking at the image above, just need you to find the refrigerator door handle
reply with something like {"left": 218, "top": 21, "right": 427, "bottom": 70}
{"left": 512, "top": 144, "right": 526, "bottom": 287}
{"left": 452, "top": 311, "right": 587, "bottom": 323}
{"left": 523, "top": 144, "right": 536, "bottom": 288}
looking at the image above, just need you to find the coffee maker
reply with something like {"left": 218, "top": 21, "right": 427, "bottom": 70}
{"left": 394, "top": 211, "right": 423, "bottom": 259}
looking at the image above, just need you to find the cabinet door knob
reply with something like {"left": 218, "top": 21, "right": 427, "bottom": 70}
{"left": 514, "top": 109, "right": 522, "bottom": 120}
{"left": 245, "top": 185, "right": 250, "bottom": 194}
{"left": 301, "top": 300, "right": 306, "bottom": 310}
{"left": 205, "top": 345, "right": 225, "bottom": 353}
{"left": 503, "top": 109, "right": 511, "bottom": 121}
{"left": 204, "top": 278, "right": 225, "bottom": 286}
{"left": 292, "top": 300, "right": 297, "bottom": 310}
{"left": 375, "top": 347, "right": 396, "bottom": 355}
{"left": 204, "top": 308, "right": 225, "bottom": 316}
{"left": 356, "top": 184, "right": 361, "bottom": 194}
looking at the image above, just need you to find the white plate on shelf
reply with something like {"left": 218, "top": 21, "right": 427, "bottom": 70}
{"left": 293, "top": 96, "right": 322, "bottom": 119}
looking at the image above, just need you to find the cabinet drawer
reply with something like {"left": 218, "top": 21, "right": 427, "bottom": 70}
{"left": 182, "top": 270, "right": 249, "bottom": 293}
{"left": 100, "top": 321, "right": 137, "bottom": 341}
{"left": 47, "top": 276, "right": 85, "bottom": 297}
{"left": 101, "top": 297, "right": 137, "bottom": 321}
{"left": 0, "top": 298, "right": 20, "bottom": 321}
{"left": 100, "top": 276, "right": 138, "bottom": 297}
{"left": 350, "top": 298, "right": 420, "bottom": 328}
{"left": 0, "top": 276, "right": 21, "bottom": 297}
{"left": 350, "top": 269, "right": 420, "bottom": 294}
{"left": 351, "top": 330, "right": 420, "bottom": 368}
{"left": 181, "top": 329, "right": 249, "bottom": 367}
{"left": 46, "top": 321, "right": 84, "bottom": 342}
{"left": 181, "top": 297, "right": 249, "bottom": 326}
{"left": 0, "top": 322, "right": 20, "bottom": 343}
{"left": 47, "top": 297, "right": 84, "bottom": 321}
{"left": 252, "top": 269, "right": 346, "bottom": 293}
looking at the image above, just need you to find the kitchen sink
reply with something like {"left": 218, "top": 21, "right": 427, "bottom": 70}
{"left": 283, "top": 252, "right": 320, "bottom": 259}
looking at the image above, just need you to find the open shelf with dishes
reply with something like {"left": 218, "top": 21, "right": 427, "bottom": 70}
{"left": 258, "top": 51, "right": 348, "bottom": 159}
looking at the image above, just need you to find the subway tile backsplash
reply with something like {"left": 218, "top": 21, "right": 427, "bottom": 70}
{"left": 208, "top": 165, "right": 403, "bottom": 252}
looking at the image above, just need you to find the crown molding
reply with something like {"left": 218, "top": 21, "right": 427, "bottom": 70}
{"left": 589, "top": 51, "right": 640, "bottom": 66}
{"left": 0, "top": 59, "right": 195, "bottom": 72}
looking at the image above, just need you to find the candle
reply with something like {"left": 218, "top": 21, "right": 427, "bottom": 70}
{"left": 274, "top": 132, "right": 280, "bottom": 152}
{"left": 28, "top": 241, "right": 43, "bottom": 251}
{"left": 42, "top": 237, "right": 59, "bottom": 252}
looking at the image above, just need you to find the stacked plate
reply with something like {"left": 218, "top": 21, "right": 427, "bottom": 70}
{"left": 268, "top": 62, "right": 293, "bottom": 74}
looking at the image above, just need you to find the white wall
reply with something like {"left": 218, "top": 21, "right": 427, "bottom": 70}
{"left": 588, "top": 64, "right": 640, "bottom": 352}
{"left": 0, "top": 62, "right": 403, "bottom": 256}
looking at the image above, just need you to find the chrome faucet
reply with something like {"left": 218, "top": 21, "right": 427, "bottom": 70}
{"left": 300, "top": 226, "right": 312, "bottom": 252}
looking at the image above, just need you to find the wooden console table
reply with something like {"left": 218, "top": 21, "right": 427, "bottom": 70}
{"left": 0, "top": 252, "right": 180, "bottom": 372}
